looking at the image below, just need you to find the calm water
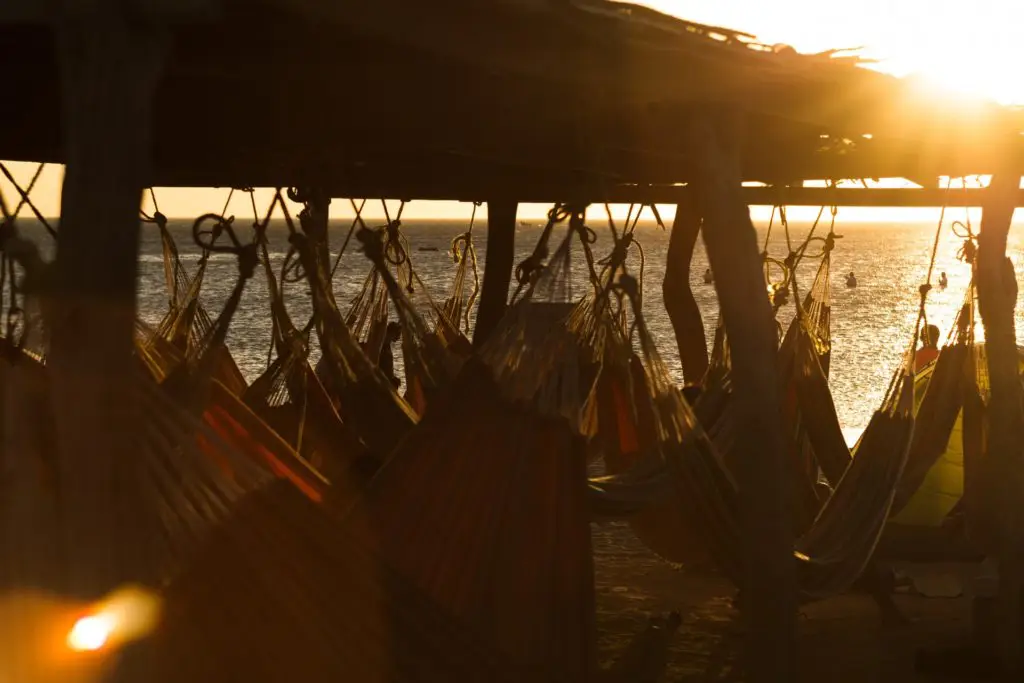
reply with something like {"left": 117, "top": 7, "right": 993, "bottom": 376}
{"left": 18, "top": 216, "right": 1024, "bottom": 444}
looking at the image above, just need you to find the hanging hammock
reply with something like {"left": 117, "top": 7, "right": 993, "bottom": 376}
{"left": 286, "top": 192, "right": 419, "bottom": 457}
{"left": 137, "top": 203, "right": 247, "bottom": 396}
{"left": 439, "top": 202, "right": 482, "bottom": 343}
{"left": 0, "top": 320, "right": 523, "bottom": 683}
{"left": 596, "top": 268, "right": 915, "bottom": 601}
{"left": 324, "top": 207, "right": 598, "bottom": 681}
{"left": 355, "top": 225, "right": 466, "bottom": 416}
{"left": 244, "top": 222, "right": 375, "bottom": 498}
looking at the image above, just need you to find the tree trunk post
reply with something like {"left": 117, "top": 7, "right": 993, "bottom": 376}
{"left": 473, "top": 200, "right": 517, "bottom": 348}
{"left": 976, "top": 170, "right": 1024, "bottom": 674}
{"left": 47, "top": 6, "right": 168, "bottom": 599}
{"left": 663, "top": 192, "right": 709, "bottom": 384}
{"left": 688, "top": 116, "right": 796, "bottom": 683}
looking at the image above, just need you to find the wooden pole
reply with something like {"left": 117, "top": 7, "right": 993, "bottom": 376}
{"left": 472, "top": 200, "right": 517, "bottom": 348}
{"left": 688, "top": 116, "right": 796, "bottom": 682}
{"left": 662, "top": 192, "right": 709, "bottom": 384}
{"left": 47, "top": 8, "right": 168, "bottom": 599}
{"left": 976, "top": 170, "right": 1024, "bottom": 674}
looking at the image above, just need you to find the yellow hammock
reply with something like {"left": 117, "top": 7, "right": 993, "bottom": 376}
{"left": 891, "top": 345, "right": 1024, "bottom": 527}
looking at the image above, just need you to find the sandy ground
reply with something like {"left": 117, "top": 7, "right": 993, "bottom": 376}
{"left": 591, "top": 520, "right": 982, "bottom": 683}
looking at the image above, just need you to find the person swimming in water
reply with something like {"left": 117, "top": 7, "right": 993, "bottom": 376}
{"left": 703, "top": 268, "right": 713, "bottom": 284}
{"left": 914, "top": 323, "right": 941, "bottom": 370}
{"left": 939, "top": 271, "right": 948, "bottom": 289}
{"left": 846, "top": 271, "right": 857, "bottom": 288}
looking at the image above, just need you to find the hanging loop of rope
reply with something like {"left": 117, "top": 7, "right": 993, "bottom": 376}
{"left": 192, "top": 212, "right": 257, "bottom": 281}
{"left": 450, "top": 201, "right": 481, "bottom": 265}
{"left": 514, "top": 203, "right": 572, "bottom": 286}
{"left": 951, "top": 219, "right": 977, "bottom": 264}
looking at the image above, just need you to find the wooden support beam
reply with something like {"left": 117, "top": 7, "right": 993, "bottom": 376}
{"left": 47, "top": 10, "right": 168, "bottom": 600}
{"left": 291, "top": 185, "right": 1022, "bottom": 209}
{"left": 689, "top": 116, "right": 796, "bottom": 683}
{"left": 473, "top": 200, "right": 517, "bottom": 348}
{"left": 976, "top": 170, "right": 1024, "bottom": 673}
{"left": 662, "top": 192, "right": 709, "bottom": 384}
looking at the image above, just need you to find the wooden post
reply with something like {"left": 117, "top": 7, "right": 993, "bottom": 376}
{"left": 976, "top": 170, "right": 1024, "bottom": 673}
{"left": 662, "top": 192, "right": 709, "bottom": 384}
{"left": 472, "top": 200, "right": 517, "bottom": 348}
{"left": 47, "top": 8, "right": 169, "bottom": 599}
{"left": 688, "top": 116, "right": 796, "bottom": 682}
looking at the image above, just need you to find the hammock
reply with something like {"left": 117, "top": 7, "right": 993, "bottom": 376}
{"left": 440, "top": 205, "right": 482, "bottom": 342}
{"left": 355, "top": 226, "right": 466, "bottom": 415}
{"left": 140, "top": 210, "right": 247, "bottom": 396}
{"left": 607, "top": 235, "right": 841, "bottom": 545}
{"left": 280, "top": 210, "right": 596, "bottom": 680}
{"left": 285, "top": 193, "right": 419, "bottom": 457}
{"left": 603, "top": 272, "right": 915, "bottom": 601}
{"left": 147, "top": 478, "right": 539, "bottom": 683}
{"left": 0, "top": 336, "right": 529, "bottom": 683}
{"left": 244, "top": 232, "right": 375, "bottom": 496}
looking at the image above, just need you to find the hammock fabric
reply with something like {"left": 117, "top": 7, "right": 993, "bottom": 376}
{"left": 244, "top": 237, "right": 375, "bottom": 497}
{"left": 0, "top": 342, "right": 531, "bottom": 683}
{"left": 141, "top": 212, "right": 248, "bottom": 396}
{"left": 355, "top": 226, "right": 466, "bottom": 416}
{"left": 585, "top": 261, "right": 915, "bottom": 600}
{"left": 341, "top": 358, "right": 594, "bottom": 681}
{"left": 289, "top": 217, "right": 418, "bottom": 457}
{"left": 147, "top": 479, "right": 539, "bottom": 683}
{"left": 326, "top": 214, "right": 604, "bottom": 679}
{"left": 439, "top": 214, "right": 481, "bottom": 341}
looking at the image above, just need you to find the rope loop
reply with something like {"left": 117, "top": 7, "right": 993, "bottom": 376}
{"left": 951, "top": 219, "right": 978, "bottom": 263}
{"left": 514, "top": 202, "right": 572, "bottom": 285}
{"left": 569, "top": 209, "right": 597, "bottom": 246}
{"left": 282, "top": 247, "right": 306, "bottom": 284}
{"left": 192, "top": 212, "right": 257, "bottom": 280}
{"left": 191, "top": 213, "right": 236, "bottom": 252}
{"left": 451, "top": 231, "right": 472, "bottom": 264}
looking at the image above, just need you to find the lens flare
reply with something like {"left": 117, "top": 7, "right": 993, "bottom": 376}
{"left": 64, "top": 586, "right": 162, "bottom": 654}
{"left": 67, "top": 614, "right": 115, "bottom": 652}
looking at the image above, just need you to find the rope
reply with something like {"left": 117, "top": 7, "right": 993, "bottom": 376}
{"left": 0, "top": 162, "right": 56, "bottom": 238}
{"left": 447, "top": 201, "right": 481, "bottom": 332}
{"left": 511, "top": 203, "right": 572, "bottom": 301}
{"left": 330, "top": 199, "right": 366, "bottom": 278}
{"left": 952, "top": 219, "right": 977, "bottom": 264}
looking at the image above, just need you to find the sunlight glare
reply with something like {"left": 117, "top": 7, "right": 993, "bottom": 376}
{"left": 65, "top": 586, "right": 162, "bottom": 655}
{"left": 67, "top": 615, "right": 114, "bottom": 652}
{"left": 641, "top": 1, "right": 1024, "bottom": 105}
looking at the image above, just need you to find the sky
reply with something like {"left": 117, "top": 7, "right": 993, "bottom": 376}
{"left": 2, "top": 0, "right": 1021, "bottom": 224}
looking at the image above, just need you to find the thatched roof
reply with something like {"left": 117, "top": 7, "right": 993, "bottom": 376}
{"left": 1, "top": 0, "right": 1021, "bottom": 199}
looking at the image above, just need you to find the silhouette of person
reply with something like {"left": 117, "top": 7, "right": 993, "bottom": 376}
{"left": 379, "top": 321, "right": 402, "bottom": 389}
{"left": 939, "top": 272, "right": 948, "bottom": 289}
{"left": 846, "top": 271, "right": 857, "bottom": 288}
{"left": 915, "top": 324, "right": 941, "bottom": 370}
{"left": 703, "top": 268, "right": 713, "bottom": 284}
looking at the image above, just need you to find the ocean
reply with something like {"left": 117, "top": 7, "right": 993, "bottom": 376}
{"left": 18, "top": 215, "right": 1024, "bottom": 445}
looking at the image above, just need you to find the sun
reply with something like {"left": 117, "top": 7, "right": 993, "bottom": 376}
{"left": 638, "top": 1, "right": 1024, "bottom": 106}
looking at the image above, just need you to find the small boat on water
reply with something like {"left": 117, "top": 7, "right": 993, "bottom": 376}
{"left": 518, "top": 221, "right": 531, "bottom": 227}
{"left": 418, "top": 246, "right": 439, "bottom": 252}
